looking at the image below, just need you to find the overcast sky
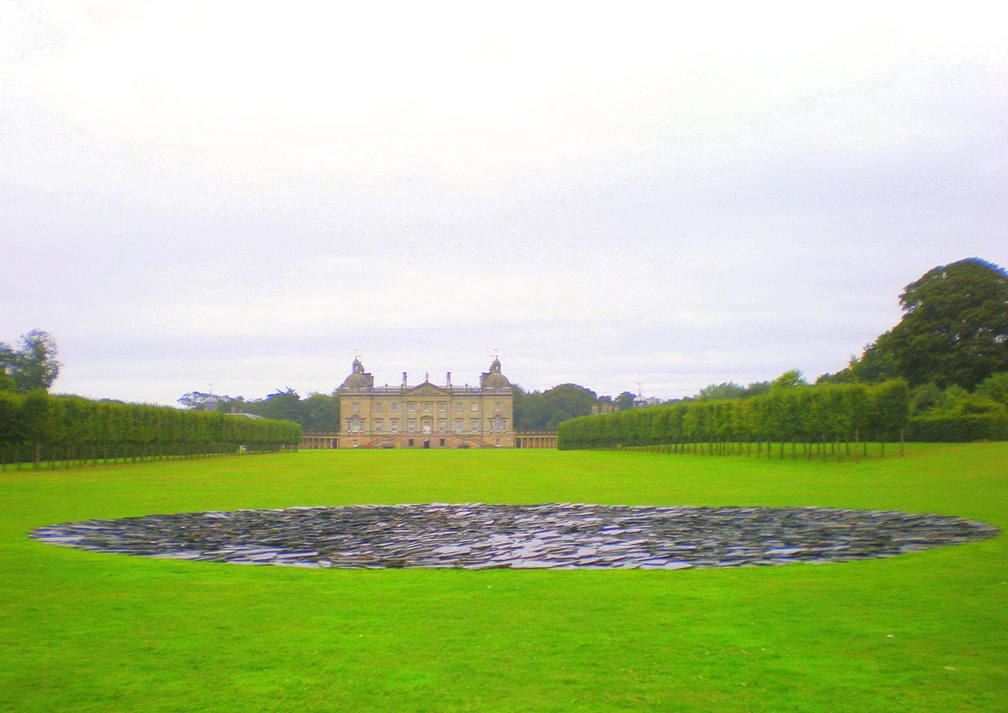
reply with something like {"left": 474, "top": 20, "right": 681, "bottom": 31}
{"left": 2, "top": 1, "right": 1006, "bottom": 406}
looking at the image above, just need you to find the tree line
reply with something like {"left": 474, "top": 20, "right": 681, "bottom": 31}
{"left": 558, "top": 380, "right": 914, "bottom": 458}
{"left": 557, "top": 255, "right": 1008, "bottom": 453}
{"left": 9, "top": 254, "right": 993, "bottom": 455}
{"left": 662, "top": 258, "right": 1008, "bottom": 445}
{"left": 512, "top": 384, "right": 636, "bottom": 431}
{"left": 178, "top": 383, "right": 640, "bottom": 433}
{"left": 0, "top": 391, "right": 302, "bottom": 469}
{"left": 817, "top": 258, "right": 1008, "bottom": 441}
{"left": 181, "top": 389, "right": 340, "bottom": 432}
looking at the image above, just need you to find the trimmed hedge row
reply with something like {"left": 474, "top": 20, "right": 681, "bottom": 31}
{"left": 0, "top": 392, "right": 302, "bottom": 468}
{"left": 905, "top": 412, "right": 1008, "bottom": 442}
{"left": 557, "top": 381, "right": 911, "bottom": 453}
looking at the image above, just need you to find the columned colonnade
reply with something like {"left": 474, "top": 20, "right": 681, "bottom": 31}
{"left": 299, "top": 431, "right": 557, "bottom": 449}
{"left": 514, "top": 433, "right": 558, "bottom": 449}
{"left": 301, "top": 433, "right": 339, "bottom": 449}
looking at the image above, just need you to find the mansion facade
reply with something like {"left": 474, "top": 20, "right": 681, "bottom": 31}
{"left": 336, "top": 357, "right": 515, "bottom": 448}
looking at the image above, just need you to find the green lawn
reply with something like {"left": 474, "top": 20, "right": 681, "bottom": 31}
{"left": 2, "top": 444, "right": 1006, "bottom": 712}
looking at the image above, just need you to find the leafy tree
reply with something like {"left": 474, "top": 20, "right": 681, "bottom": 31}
{"left": 613, "top": 391, "right": 637, "bottom": 411}
{"left": 0, "top": 391, "right": 21, "bottom": 443}
{"left": 250, "top": 388, "right": 303, "bottom": 422}
{"left": 691, "top": 380, "right": 772, "bottom": 401}
{"left": 18, "top": 390, "right": 52, "bottom": 462}
{"left": 976, "top": 372, "right": 1008, "bottom": 408}
{"left": 0, "top": 342, "right": 15, "bottom": 392}
{"left": 848, "top": 345, "right": 900, "bottom": 383}
{"left": 926, "top": 383, "right": 1005, "bottom": 416}
{"left": 0, "top": 330, "right": 61, "bottom": 392}
{"left": 910, "top": 383, "right": 943, "bottom": 416}
{"left": 302, "top": 393, "right": 340, "bottom": 431}
{"left": 514, "top": 383, "right": 599, "bottom": 430}
{"left": 856, "top": 258, "right": 1008, "bottom": 389}
{"left": 870, "top": 380, "right": 911, "bottom": 441}
{"left": 696, "top": 382, "right": 747, "bottom": 400}
{"left": 770, "top": 369, "right": 808, "bottom": 390}
{"left": 744, "top": 381, "right": 771, "bottom": 397}
{"left": 205, "top": 390, "right": 339, "bottom": 430}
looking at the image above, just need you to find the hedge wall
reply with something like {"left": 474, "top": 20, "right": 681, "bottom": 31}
{"left": 557, "top": 381, "right": 911, "bottom": 453}
{"left": 0, "top": 391, "right": 302, "bottom": 468}
{"left": 905, "top": 412, "right": 1008, "bottom": 442}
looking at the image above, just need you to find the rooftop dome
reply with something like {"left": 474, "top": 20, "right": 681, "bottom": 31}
{"left": 479, "top": 357, "right": 510, "bottom": 391}
{"left": 338, "top": 358, "right": 374, "bottom": 391}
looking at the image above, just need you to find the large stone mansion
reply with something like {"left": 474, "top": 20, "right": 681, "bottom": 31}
{"left": 335, "top": 357, "right": 516, "bottom": 448}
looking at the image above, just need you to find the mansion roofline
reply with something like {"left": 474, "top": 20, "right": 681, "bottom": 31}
{"left": 341, "top": 383, "right": 513, "bottom": 395}
{"left": 338, "top": 357, "right": 512, "bottom": 395}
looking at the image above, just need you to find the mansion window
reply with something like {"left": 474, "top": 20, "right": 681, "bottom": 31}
{"left": 438, "top": 420, "right": 446, "bottom": 432}
{"left": 423, "top": 402, "right": 431, "bottom": 412}
{"left": 374, "top": 402, "right": 382, "bottom": 412}
{"left": 493, "top": 415, "right": 503, "bottom": 432}
{"left": 391, "top": 420, "right": 399, "bottom": 432}
{"left": 438, "top": 402, "right": 446, "bottom": 412}
{"left": 454, "top": 420, "right": 462, "bottom": 432}
{"left": 391, "top": 403, "right": 399, "bottom": 412}
{"left": 470, "top": 403, "right": 478, "bottom": 412}
{"left": 408, "top": 419, "right": 416, "bottom": 432}
{"left": 374, "top": 420, "right": 383, "bottom": 432}
{"left": 407, "top": 403, "right": 415, "bottom": 412}
{"left": 455, "top": 402, "right": 463, "bottom": 412}
{"left": 494, "top": 402, "right": 501, "bottom": 411}
{"left": 471, "top": 420, "right": 478, "bottom": 432}
{"left": 352, "top": 402, "right": 359, "bottom": 412}
{"left": 422, "top": 421, "right": 432, "bottom": 434}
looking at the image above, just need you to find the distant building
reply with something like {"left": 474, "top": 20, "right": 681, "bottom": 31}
{"left": 336, "top": 357, "right": 515, "bottom": 449}
{"left": 634, "top": 388, "right": 664, "bottom": 408}
{"left": 634, "top": 396, "right": 664, "bottom": 408}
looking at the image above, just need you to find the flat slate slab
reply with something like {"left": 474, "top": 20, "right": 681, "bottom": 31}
{"left": 30, "top": 504, "right": 999, "bottom": 570}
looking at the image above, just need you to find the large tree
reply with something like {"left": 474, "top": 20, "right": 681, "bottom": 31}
{"left": 857, "top": 258, "right": 1008, "bottom": 389}
{"left": 514, "top": 383, "right": 600, "bottom": 430}
{"left": 0, "top": 330, "right": 61, "bottom": 392}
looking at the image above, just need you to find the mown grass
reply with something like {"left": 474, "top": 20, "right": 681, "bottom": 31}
{"left": 1, "top": 444, "right": 1006, "bottom": 712}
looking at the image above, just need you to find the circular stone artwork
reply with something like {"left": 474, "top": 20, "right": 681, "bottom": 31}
{"left": 31, "top": 504, "right": 998, "bottom": 570}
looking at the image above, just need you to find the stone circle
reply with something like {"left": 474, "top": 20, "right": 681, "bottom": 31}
{"left": 31, "top": 503, "right": 998, "bottom": 570}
